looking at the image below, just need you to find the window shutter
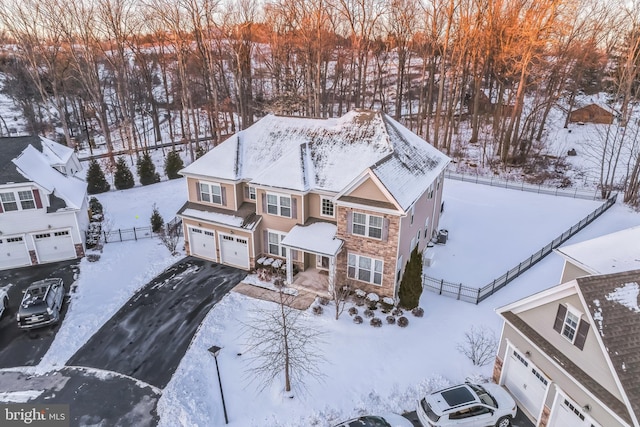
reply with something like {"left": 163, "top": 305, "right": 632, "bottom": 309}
{"left": 244, "top": 186, "right": 249, "bottom": 199}
{"left": 347, "top": 211, "right": 352, "bottom": 234}
{"left": 291, "top": 197, "right": 297, "bottom": 219}
{"left": 0, "top": 201, "right": 3, "bottom": 213}
{"left": 221, "top": 187, "right": 227, "bottom": 206}
{"left": 382, "top": 218, "right": 389, "bottom": 242}
{"left": 261, "top": 193, "right": 267, "bottom": 212}
{"left": 574, "top": 319, "right": 590, "bottom": 350}
{"left": 263, "top": 230, "right": 268, "bottom": 253}
{"left": 33, "top": 189, "right": 43, "bottom": 209}
{"left": 195, "top": 181, "right": 201, "bottom": 201}
{"left": 553, "top": 304, "right": 567, "bottom": 333}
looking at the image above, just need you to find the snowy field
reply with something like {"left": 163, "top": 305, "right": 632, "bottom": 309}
{"left": 19, "top": 173, "right": 637, "bottom": 426}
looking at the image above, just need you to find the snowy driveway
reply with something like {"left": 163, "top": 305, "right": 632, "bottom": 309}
{"left": 66, "top": 257, "right": 246, "bottom": 389}
{"left": 0, "top": 260, "right": 80, "bottom": 368}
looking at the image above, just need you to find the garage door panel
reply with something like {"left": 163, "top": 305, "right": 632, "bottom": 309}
{"left": 190, "top": 228, "right": 216, "bottom": 262}
{"left": 34, "top": 230, "right": 76, "bottom": 263}
{"left": 0, "top": 236, "right": 31, "bottom": 269}
{"left": 219, "top": 234, "right": 249, "bottom": 269}
{"left": 548, "top": 392, "right": 599, "bottom": 427}
{"left": 504, "top": 348, "right": 549, "bottom": 420}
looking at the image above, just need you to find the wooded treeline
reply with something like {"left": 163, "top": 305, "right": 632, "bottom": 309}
{"left": 1, "top": 0, "right": 640, "bottom": 202}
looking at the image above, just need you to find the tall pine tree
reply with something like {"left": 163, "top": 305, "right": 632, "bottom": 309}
{"left": 114, "top": 157, "right": 135, "bottom": 190}
{"left": 398, "top": 246, "right": 423, "bottom": 309}
{"left": 137, "top": 152, "right": 160, "bottom": 185}
{"left": 86, "top": 159, "right": 110, "bottom": 194}
{"left": 164, "top": 150, "right": 184, "bottom": 180}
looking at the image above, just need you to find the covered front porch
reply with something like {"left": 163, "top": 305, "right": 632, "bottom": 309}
{"left": 281, "top": 222, "right": 343, "bottom": 295}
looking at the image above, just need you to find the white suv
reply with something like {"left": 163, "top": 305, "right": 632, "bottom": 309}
{"left": 417, "top": 382, "right": 517, "bottom": 427}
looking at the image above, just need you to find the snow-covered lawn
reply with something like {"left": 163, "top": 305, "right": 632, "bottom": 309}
{"left": 16, "top": 176, "right": 639, "bottom": 427}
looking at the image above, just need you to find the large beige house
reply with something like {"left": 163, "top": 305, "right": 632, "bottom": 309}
{"left": 493, "top": 226, "right": 640, "bottom": 427}
{"left": 177, "top": 110, "right": 450, "bottom": 298}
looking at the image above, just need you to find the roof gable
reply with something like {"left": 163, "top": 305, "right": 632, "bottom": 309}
{"left": 180, "top": 110, "right": 450, "bottom": 206}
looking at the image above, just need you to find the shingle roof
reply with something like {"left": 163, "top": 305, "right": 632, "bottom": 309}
{"left": 180, "top": 110, "right": 450, "bottom": 210}
{"left": 0, "top": 136, "right": 42, "bottom": 184}
{"left": 578, "top": 269, "right": 640, "bottom": 423}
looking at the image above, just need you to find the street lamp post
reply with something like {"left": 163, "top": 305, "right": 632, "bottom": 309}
{"left": 208, "top": 345, "right": 229, "bottom": 424}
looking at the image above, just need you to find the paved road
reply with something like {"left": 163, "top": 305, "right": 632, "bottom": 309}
{"left": 67, "top": 257, "right": 245, "bottom": 389}
{"left": 0, "top": 368, "right": 160, "bottom": 427}
{"left": 0, "top": 260, "right": 80, "bottom": 368}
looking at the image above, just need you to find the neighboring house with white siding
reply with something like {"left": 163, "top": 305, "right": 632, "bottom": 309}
{"left": 177, "top": 109, "right": 450, "bottom": 298}
{"left": 493, "top": 226, "right": 640, "bottom": 427}
{"left": 0, "top": 136, "right": 88, "bottom": 270}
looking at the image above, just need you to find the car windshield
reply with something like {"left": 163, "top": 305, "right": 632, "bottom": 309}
{"left": 21, "top": 286, "right": 47, "bottom": 307}
{"left": 346, "top": 416, "right": 391, "bottom": 427}
{"left": 420, "top": 398, "right": 440, "bottom": 422}
{"left": 469, "top": 384, "right": 497, "bottom": 408}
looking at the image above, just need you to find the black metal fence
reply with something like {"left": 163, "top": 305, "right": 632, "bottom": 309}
{"left": 423, "top": 194, "right": 617, "bottom": 304}
{"left": 445, "top": 170, "right": 603, "bottom": 200}
{"left": 103, "top": 218, "right": 182, "bottom": 243}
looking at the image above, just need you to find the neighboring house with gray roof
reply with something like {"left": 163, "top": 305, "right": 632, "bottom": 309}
{"left": 493, "top": 227, "right": 640, "bottom": 427}
{"left": 0, "top": 136, "right": 88, "bottom": 270}
{"left": 178, "top": 110, "right": 450, "bottom": 298}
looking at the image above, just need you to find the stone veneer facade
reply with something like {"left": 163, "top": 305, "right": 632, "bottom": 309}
{"left": 335, "top": 206, "right": 400, "bottom": 299}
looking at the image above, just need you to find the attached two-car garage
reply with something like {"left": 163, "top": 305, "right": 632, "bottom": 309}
{"left": 188, "top": 227, "right": 250, "bottom": 269}
{"left": 0, "top": 229, "right": 77, "bottom": 270}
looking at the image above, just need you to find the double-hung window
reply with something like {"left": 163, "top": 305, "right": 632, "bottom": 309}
{"left": 352, "top": 213, "right": 382, "bottom": 239}
{"left": 321, "top": 197, "right": 334, "bottom": 217}
{"left": 268, "top": 231, "right": 287, "bottom": 257}
{"left": 267, "top": 193, "right": 291, "bottom": 217}
{"left": 199, "top": 182, "right": 222, "bottom": 205}
{"left": 18, "top": 191, "right": 35, "bottom": 210}
{"left": 348, "top": 253, "right": 383, "bottom": 285}
{"left": 562, "top": 310, "right": 580, "bottom": 342}
{"left": 248, "top": 186, "right": 256, "bottom": 200}
{"left": 0, "top": 192, "right": 19, "bottom": 211}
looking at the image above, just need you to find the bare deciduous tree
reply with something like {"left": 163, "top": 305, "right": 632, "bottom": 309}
{"left": 456, "top": 325, "right": 498, "bottom": 367}
{"left": 243, "top": 289, "right": 325, "bottom": 394}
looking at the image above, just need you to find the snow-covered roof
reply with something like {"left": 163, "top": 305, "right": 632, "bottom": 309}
{"left": 177, "top": 201, "right": 261, "bottom": 231}
{"left": 181, "top": 110, "right": 450, "bottom": 210}
{"left": 280, "top": 222, "right": 343, "bottom": 256}
{"left": 12, "top": 145, "right": 87, "bottom": 210}
{"left": 555, "top": 226, "right": 640, "bottom": 275}
{"left": 40, "top": 136, "right": 74, "bottom": 165}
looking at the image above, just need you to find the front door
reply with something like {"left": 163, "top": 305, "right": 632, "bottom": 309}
{"left": 316, "top": 255, "right": 329, "bottom": 270}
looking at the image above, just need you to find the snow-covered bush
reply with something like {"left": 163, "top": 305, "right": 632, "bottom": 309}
{"left": 318, "top": 297, "right": 330, "bottom": 306}
{"left": 348, "top": 307, "right": 358, "bottom": 316}
{"left": 354, "top": 289, "right": 366, "bottom": 298}
{"left": 392, "top": 307, "right": 404, "bottom": 317}
{"left": 370, "top": 317, "right": 382, "bottom": 327}
{"left": 363, "top": 309, "right": 375, "bottom": 318}
{"left": 312, "top": 305, "right": 324, "bottom": 316}
{"left": 353, "top": 315, "right": 363, "bottom": 324}
{"left": 397, "top": 316, "right": 409, "bottom": 328}
{"left": 366, "top": 292, "right": 379, "bottom": 309}
{"left": 386, "top": 316, "right": 396, "bottom": 325}
{"left": 411, "top": 307, "right": 425, "bottom": 318}
{"left": 380, "top": 297, "right": 394, "bottom": 313}
{"left": 456, "top": 325, "right": 498, "bottom": 367}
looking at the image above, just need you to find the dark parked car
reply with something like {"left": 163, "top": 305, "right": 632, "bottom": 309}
{"left": 16, "top": 278, "right": 65, "bottom": 329}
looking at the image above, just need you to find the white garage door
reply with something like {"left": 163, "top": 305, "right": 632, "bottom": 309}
{"left": 189, "top": 227, "right": 217, "bottom": 261}
{"left": 219, "top": 234, "right": 249, "bottom": 269}
{"left": 0, "top": 236, "right": 31, "bottom": 269}
{"left": 33, "top": 230, "right": 76, "bottom": 263}
{"left": 548, "top": 393, "right": 600, "bottom": 427}
{"left": 503, "top": 347, "right": 549, "bottom": 420}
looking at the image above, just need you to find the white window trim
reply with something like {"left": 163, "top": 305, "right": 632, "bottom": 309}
{"left": 266, "top": 192, "right": 292, "bottom": 218}
{"left": 352, "top": 212, "right": 383, "bottom": 239}
{"left": 347, "top": 252, "right": 383, "bottom": 286}
{"left": 267, "top": 230, "right": 287, "bottom": 257}
{"left": 248, "top": 186, "right": 256, "bottom": 200}
{"left": 1, "top": 189, "right": 36, "bottom": 212}
{"left": 320, "top": 196, "right": 335, "bottom": 218}
{"left": 410, "top": 205, "right": 415, "bottom": 224}
{"left": 200, "top": 182, "right": 222, "bottom": 205}
{"left": 562, "top": 305, "right": 582, "bottom": 343}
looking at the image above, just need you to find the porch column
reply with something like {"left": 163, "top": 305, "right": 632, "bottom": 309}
{"left": 286, "top": 248, "right": 293, "bottom": 284}
{"left": 328, "top": 254, "right": 336, "bottom": 294}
